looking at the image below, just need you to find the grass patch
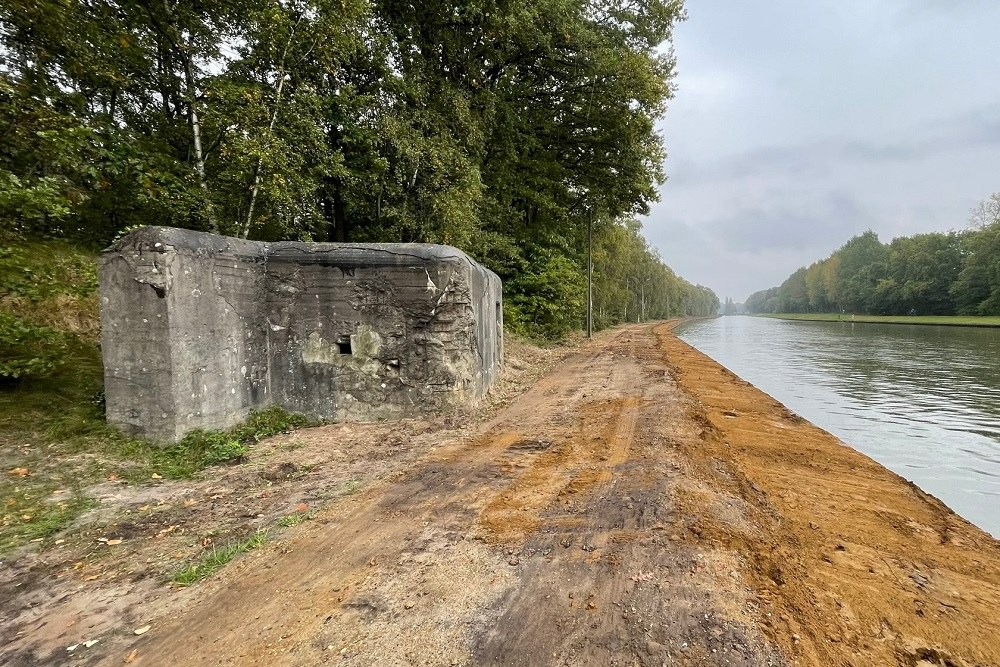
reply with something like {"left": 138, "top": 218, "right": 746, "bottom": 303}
{"left": 341, "top": 479, "right": 364, "bottom": 495}
{"left": 757, "top": 313, "right": 1000, "bottom": 328}
{"left": 100, "top": 406, "right": 316, "bottom": 482}
{"left": 172, "top": 529, "right": 269, "bottom": 586}
{"left": 277, "top": 512, "right": 312, "bottom": 528}
{"left": 0, "top": 337, "right": 313, "bottom": 552}
{"left": 0, "top": 488, "right": 96, "bottom": 554}
{"left": 0, "top": 237, "right": 317, "bottom": 555}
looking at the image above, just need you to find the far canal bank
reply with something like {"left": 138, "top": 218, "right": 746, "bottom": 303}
{"left": 758, "top": 312, "right": 1000, "bottom": 327}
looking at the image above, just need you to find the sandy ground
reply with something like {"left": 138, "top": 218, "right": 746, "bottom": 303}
{"left": 4, "top": 323, "right": 1000, "bottom": 666}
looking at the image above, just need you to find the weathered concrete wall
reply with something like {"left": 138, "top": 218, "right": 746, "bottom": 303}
{"left": 99, "top": 227, "right": 503, "bottom": 442}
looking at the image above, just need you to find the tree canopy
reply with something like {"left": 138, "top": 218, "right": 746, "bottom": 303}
{"left": 1, "top": 0, "right": 713, "bottom": 339}
{"left": 745, "top": 193, "right": 1000, "bottom": 317}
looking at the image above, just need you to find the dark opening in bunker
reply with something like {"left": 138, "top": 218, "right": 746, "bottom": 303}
{"left": 337, "top": 337, "right": 353, "bottom": 355}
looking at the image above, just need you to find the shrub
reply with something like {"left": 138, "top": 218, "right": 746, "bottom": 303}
{"left": 0, "top": 313, "right": 68, "bottom": 380}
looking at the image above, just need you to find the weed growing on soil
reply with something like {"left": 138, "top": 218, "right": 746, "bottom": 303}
{"left": 172, "top": 529, "right": 269, "bottom": 585}
{"left": 1, "top": 241, "right": 319, "bottom": 555}
{"left": 103, "top": 406, "right": 316, "bottom": 481}
{"left": 277, "top": 512, "right": 312, "bottom": 528}
{"left": 0, "top": 491, "right": 96, "bottom": 553}
{"left": 0, "top": 337, "right": 313, "bottom": 554}
{"left": 342, "top": 479, "right": 364, "bottom": 495}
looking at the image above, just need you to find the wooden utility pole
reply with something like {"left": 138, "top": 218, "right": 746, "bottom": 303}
{"left": 587, "top": 211, "right": 593, "bottom": 338}
{"left": 640, "top": 279, "right": 645, "bottom": 323}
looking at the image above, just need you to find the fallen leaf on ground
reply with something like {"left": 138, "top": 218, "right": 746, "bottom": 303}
{"left": 124, "top": 649, "right": 139, "bottom": 663}
{"left": 150, "top": 473, "right": 162, "bottom": 480}
{"left": 133, "top": 624, "right": 151, "bottom": 636}
{"left": 295, "top": 503, "right": 309, "bottom": 512}
{"left": 106, "top": 539, "right": 123, "bottom": 546}
{"left": 8, "top": 467, "right": 29, "bottom": 477}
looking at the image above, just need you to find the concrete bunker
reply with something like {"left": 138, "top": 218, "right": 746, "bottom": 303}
{"left": 99, "top": 226, "right": 503, "bottom": 442}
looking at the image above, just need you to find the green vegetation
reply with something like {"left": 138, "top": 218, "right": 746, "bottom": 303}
{"left": 758, "top": 313, "right": 1000, "bottom": 328}
{"left": 0, "top": 240, "right": 100, "bottom": 380}
{"left": 0, "top": 0, "right": 717, "bottom": 340}
{"left": 1, "top": 492, "right": 96, "bottom": 554}
{"left": 0, "top": 310, "right": 312, "bottom": 555}
{"left": 106, "top": 406, "right": 315, "bottom": 480}
{"left": 0, "top": 313, "right": 69, "bottom": 380}
{"left": 172, "top": 529, "right": 269, "bottom": 585}
{"left": 746, "top": 193, "right": 1000, "bottom": 317}
{"left": 277, "top": 512, "right": 312, "bottom": 528}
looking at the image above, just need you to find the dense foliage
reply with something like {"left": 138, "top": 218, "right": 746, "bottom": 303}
{"left": 0, "top": 0, "right": 714, "bottom": 339}
{"left": 746, "top": 194, "right": 1000, "bottom": 316}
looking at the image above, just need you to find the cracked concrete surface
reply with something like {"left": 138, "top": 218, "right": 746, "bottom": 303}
{"left": 99, "top": 227, "right": 503, "bottom": 442}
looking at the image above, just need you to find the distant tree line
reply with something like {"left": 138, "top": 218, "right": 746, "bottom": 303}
{"left": 589, "top": 219, "right": 719, "bottom": 330}
{"left": 0, "top": 0, "right": 714, "bottom": 339}
{"left": 722, "top": 297, "right": 742, "bottom": 315}
{"left": 746, "top": 193, "right": 1000, "bottom": 316}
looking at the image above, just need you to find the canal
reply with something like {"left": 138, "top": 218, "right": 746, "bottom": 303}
{"left": 676, "top": 316, "right": 1000, "bottom": 538}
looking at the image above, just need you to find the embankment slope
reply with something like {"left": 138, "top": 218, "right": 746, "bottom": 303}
{"left": 657, "top": 321, "right": 1000, "bottom": 666}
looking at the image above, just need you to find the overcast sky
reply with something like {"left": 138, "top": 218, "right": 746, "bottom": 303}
{"left": 644, "top": 0, "right": 1000, "bottom": 302}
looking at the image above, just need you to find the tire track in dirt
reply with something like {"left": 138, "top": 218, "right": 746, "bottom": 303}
{"left": 101, "top": 326, "right": 784, "bottom": 666}
{"left": 471, "top": 326, "right": 782, "bottom": 666}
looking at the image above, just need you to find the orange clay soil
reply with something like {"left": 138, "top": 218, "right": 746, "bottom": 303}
{"left": 656, "top": 321, "right": 1000, "bottom": 667}
{"left": 5, "top": 323, "right": 1000, "bottom": 667}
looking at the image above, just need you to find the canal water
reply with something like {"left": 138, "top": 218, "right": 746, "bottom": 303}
{"left": 676, "top": 316, "right": 1000, "bottom": 538}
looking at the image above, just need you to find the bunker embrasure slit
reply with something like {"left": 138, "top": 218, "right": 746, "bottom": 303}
{"left": 338, "top": 337, "right": 353, "bottom": 355}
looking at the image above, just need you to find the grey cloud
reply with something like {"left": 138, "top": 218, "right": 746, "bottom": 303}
{"left": 897, "top": 0, "right": 996, "bottom": 18}
{"left": 644, "top": 1, "right": 1000, "bottom": 300}
{"left": 701, "top": 193, "right": 873, "bottom": 255}
{"left": 670, "top": 104, "right": 1000, "bottom": 184}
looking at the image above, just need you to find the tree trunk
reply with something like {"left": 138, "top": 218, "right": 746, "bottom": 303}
{"left": 587, "top": 212, "right": 593, "bottom": 338}
{"left": 333, "top": 186, "right": 347, "bottom": 242}
{"left": 243, "top": 17, "right": 300, "bottom": 239}
{"left": 183, "top": 53, "right": 215, "bottom": 232}
{"left": 242, "top": 72, "right": 287, "bottom": 239}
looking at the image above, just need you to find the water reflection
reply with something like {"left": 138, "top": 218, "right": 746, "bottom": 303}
{"left": 676, "top": 317, "right": 1000, "bottom": 538}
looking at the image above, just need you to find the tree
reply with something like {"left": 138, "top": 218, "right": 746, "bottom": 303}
{"left": 747, "top": 193, "right": 1000, "bottom": 318}
{"left": 2, "top": 0, "right": 700, "bottom": 339}
{"left": 969, "top": 192, "right": 1000, "bottom": 229}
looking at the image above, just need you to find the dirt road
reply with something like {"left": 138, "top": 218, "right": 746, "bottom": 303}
{"left": 7, "top": 323, "right": 1000, "bottom": 666}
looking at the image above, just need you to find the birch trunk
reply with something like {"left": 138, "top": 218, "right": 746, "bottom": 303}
{"left": 242, "top": 73, "right": 286, "bottom": 239}
{"left": 183, "top": 53, "right": 216, "bottom": 232}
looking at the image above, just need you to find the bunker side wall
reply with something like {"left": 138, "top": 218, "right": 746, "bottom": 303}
{"left": 265, "top": 249, "right": 482, "bottom": 420}
{"left": 100, "top": 228, "right": 271, "bottom": 441}
{"left": 470, "top": 266, "right": 503, "bottom": 398}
